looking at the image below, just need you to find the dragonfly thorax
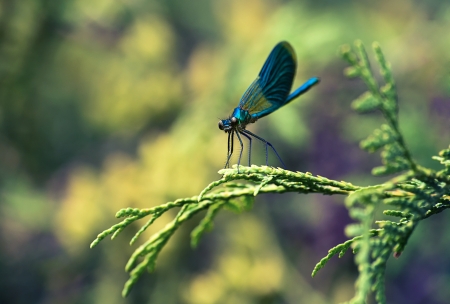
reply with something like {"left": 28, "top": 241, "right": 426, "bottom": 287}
{"left": 218, "top": 107, "right": 252, "bottom": 133}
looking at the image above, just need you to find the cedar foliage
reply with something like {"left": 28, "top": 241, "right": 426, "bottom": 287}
{"left": 91, "top": 41, "right": 450, "bottom": 303}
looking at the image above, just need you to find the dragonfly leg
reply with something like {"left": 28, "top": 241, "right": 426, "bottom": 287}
{"left": 239, "top": 131, "right": 252, "bottom": 166}
{"left": 242, "top": 129, "right": 286, "bottom": 168}
{"left": 224, "top": 131, "right": 234, "bottom": 168}
{"left": 235, "top": 131, "right": 244, "bottom": 172}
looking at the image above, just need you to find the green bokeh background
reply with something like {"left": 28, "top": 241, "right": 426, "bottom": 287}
{"left": 1, "top": 0, "right": 450, "bottom": 303}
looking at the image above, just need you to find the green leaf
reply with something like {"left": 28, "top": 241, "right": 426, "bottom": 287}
{"left": 352, "top": 91, "right": 381, "bottom": 112}
{"left": 360, "top": 124, "right": 397, "bottom": 152}
{"left": 371, "top": 163, "right": 409, "bottom": 176}
{"left": 190, "top": 203, "right": 224, "bottom": 248}
{"left": 344, "top": 66, "right": 361, "bottom": 78}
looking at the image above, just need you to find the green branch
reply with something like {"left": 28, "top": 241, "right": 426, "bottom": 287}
{"left": 313, "top": 41, "right": 450, "bottom": 304}
{"left": 90, "top": 41, "right": 450, "bottom": 303}
{"left": 90, "top": 165, "right": 366, "bottom": 296}
{"left": 341, "top": 41, "right": 420, "bottom": 176}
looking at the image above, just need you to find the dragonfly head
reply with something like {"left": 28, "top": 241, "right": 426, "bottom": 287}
{"left": 218, "top": 117, "right": 238, "bottom": 133}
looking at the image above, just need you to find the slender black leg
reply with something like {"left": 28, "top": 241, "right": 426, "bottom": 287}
{"left": 235, "top": 131, "right": 244, "bottom": 172}
{"left": 224, "top": 131, "right": 234, "bottom": 168}
{"left": 239, "top": 131, "right": 252, "bottom": 166}
{"left": 242, "top": 129, "right": 286, "bottom": 168}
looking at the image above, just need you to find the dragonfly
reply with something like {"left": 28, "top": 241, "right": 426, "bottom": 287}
{"left": 218, "top": 41, "right": 319, "bottom": 169}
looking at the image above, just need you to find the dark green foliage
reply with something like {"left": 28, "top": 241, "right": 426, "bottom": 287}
{"left": 342, "top": 41, "right": 418, "bottom": 177}
{"left": 91, "top": 41, "right": 450, "bottom": 302}
{"left": 314, "top": 41, "right": 450, "bottom": 304}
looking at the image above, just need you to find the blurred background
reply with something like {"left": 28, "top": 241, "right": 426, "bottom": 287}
{"left": 1, "top": 0, "right": 450, "bottom": 303}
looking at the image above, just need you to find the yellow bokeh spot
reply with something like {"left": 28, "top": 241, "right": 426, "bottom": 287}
{"left": 120, "top": 16, "right": 174, "bottom": 62}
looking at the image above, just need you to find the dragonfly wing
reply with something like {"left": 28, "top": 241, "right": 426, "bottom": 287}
{"left": 239, "top": 41, "right": 297, "bottom": 119}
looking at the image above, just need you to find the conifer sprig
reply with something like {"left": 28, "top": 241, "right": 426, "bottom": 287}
{"left": 341, "top": 40, "right": 419, "bottom": 176}
{"left": 90, "top": 41, "right": 450, "bottom": 303}
{"left": 91, "top": 166, "right": 363, "bottom": 296}
{"left": 310, "top": 41, "right": 450, "bottom": 304}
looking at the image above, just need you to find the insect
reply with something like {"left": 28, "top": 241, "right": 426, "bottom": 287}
{"left": 218, "top": 41, "right": 319, "bottom": 169}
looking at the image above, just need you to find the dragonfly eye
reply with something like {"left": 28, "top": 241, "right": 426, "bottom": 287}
{"left": 218, "top": 120, "right": 224, "bottom": 130}
{"left": 230, "top": 117, "right": 238, "bottom": 126}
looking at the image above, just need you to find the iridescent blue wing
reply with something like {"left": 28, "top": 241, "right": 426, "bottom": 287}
{"left": 239, "top": 41, "right": 296, "bottom": 119}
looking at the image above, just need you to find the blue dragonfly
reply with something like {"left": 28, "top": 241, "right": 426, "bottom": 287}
{"left": 218, "top": 41, "right": 319, "bottom": 169}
